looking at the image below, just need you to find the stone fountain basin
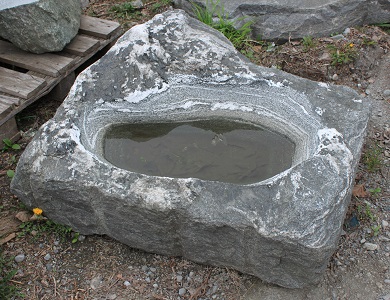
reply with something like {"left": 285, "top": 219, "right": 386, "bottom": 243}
{"left": 11, "top": 10, "right": 370, "bottom": 288}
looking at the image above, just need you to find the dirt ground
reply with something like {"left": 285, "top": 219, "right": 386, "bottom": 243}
{"left": 1, "top": 1, "right": 389, "bottom": 299}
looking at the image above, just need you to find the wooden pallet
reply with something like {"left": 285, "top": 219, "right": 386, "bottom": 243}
{"left": 0, "top": 15, "right": 122, "bottom": 146}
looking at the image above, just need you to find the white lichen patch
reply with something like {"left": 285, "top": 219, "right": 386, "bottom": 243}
{"left": 318, "top": 82, "right": 331, "bottom": 91}
{"left": 315, "top": 128, "right": 353, "bottom": 172}
{"left": 315, "top": 107, "right": 324, "bottom": 116}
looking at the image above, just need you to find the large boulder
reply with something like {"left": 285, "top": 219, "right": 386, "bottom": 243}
{"left": 11, "top": 10, "right": 370, "bottom": 288}
{"left": 174, "top": 0, "right": 390, "bottom": 40}
{"left": 0, "top": 0, "right": 81, "bottom": 53}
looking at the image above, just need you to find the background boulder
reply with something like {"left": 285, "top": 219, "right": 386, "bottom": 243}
{"left": 174, "top": 0, "right": 390, "bottom": 40}
{"left": 0, "top": 0, "right": 81, "bottom": 53}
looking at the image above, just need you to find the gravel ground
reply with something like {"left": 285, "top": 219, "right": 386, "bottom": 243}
{"left": 1, "top": 2, "right": 389, "bottom": 299}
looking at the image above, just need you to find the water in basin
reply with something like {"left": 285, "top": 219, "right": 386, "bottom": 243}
{"left": 103, "top": 120, "right": 295, "bottom": 184}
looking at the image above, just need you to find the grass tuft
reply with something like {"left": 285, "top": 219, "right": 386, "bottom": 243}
{"left": 191, "top": 0, "right": 253, "bottom": 50}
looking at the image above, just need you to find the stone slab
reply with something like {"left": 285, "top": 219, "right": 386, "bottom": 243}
{"left": 0, "top": 0, "right": 37, "bottom": 10}
{"left": 0, "top": 0, "right": 81, "bottom": 53}
{"left": 174, "top": 0, "right": 390, "bottom": 40}
{"left": 11, "top": 10, "right": 370, "bottom": 288}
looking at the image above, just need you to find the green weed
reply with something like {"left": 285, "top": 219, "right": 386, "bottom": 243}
{"left": 109, "top": 2, "right": 137, "bottom": 19}
{"left": 363, "top": 145, "right": 382, "bottom": 172}
{"left": 151, "top": 0, "right": 172, "bottom": 12}
{"left": 2, "top": 138, "right": 20, "bottom": 152}
{"left": 362, "top": 36, "right": 377, "bottom": 46}
{"left": 192, "top": 0, "right": 217, "bottom": 26}
{"left": 357, "top": 202, "right": 376, "bottom": 222}
{"left": 19, "top": 219, "right": 74, "bottom": 242}
{"left": 302, "top": 36, "right": 316, "bottom": 51}
{"left": 375, "top": 22, "right": 390, "bottom": 33}
{"left": 371, "top": 224, "right": 381, "bottom": 236}
{"left": 191, "top": 0, "right": 253, "bottom": 50}
{"left": 368, "top": 187, "right": 382, "bottom": 197}
{"left": 0, "top": 251, "right": 23, "bottom": 299}
{"left": 328, "top": 43, "right": 357, "bottom": 66}
{"left": 6, "top": 170, "right": 14, "bottom": 178}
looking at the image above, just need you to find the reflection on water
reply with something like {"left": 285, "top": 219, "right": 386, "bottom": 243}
{"left": 103, "top": 120, "right": 295, "bottom": 184}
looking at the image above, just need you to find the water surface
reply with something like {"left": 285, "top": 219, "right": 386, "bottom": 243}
{"left": 104, "top": 120, "right": 295, "bottom": 184}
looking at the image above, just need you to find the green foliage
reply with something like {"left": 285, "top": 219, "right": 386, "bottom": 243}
{"left": 371, "top": 224, "right": 381, "bottom": 236}
{"left": 8, "top": 155, "right": 17, "bottom": 165}
{"left": 302, "top": 36, "right": 316, "bottom": 51}
{"left": 376, "top": 22, "right": 390, "bottom": 33}
{"left": 362, "top": 36, "right": 377, "bottom": 46}
{"left": 0, "top": 251, "right": 23, "bottom": 299}
{"left": 151, "top": 0, "right": 172, "bottom": 12}
{"left": 72, "top": 232, "right": 80, "bottom": 244}
{"left": 191, "top": 0, "right": 216, "bottom": 26}
{"left": 6, "top": 170, "right": 14, "bottom": 178}
{"left": 328, "top": 43, "right": 357, "bottom": 66}
{"left": 357, "top": 202, "right": 376, "bottom": 222}
{"left": 363, "top": 145, "right": 382, "bottom": 172}
{"left": 191, "top": 0, "right": 253, "bottom": 50}
{"left": 2, "top": 139, "right": 20, "bottom": 151}
{"left": 109, "top": 2, "right": 136, "bottom": 19}
{"left": 368, "top": 187, "right": 382, "bottom": 197}
{"left": 19, "top": 219, "right": 74, "bottom": 241}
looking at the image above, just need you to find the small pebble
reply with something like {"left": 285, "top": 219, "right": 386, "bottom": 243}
{"left": 131, "top": 0, "right": 144, "bottom": 9}
{"left": 107, "top": 294, "right": 117, "bottom": 300}
{"left": 363, "top": 242, "right": 378, "bottom": 251}
{"left": 15, "top": 254, "right": 25, "bottom": 263}
{"left": 124, "top": 281, "right": 131, "bottom": 287}
{"left": 385, "top": 279, "right": 390, "bottom": 284}
{"left": 382, "top": 220, "right": 389, "bottom": 228}
{"left": 90, "top": 276, "right": 103, "bottom": 290}
{"left": 145, "top": 277, "right": 151, "bottom": 283}
{"left": 383, "top": 90, "right": 390, "bottom": 97}
{"left": 150, "top": 267, "right": 157, "bottom": 272}
{"left": 331, "top": 34, "right": 345, "bottom": 40}
{"left": 332, "top": 74, "right": 339, "bottom": 81}
{"left": 381, "top": 294, "right": 390, "bottom": 300}
{"left": 53, "top": 241, "right": 60, "bottom": 246}
{"left": 153, "top": 283, "right": 158, "bottom": 288}
{"left": 343, "top": 28, "right": 351, "bottom": 35}
{"left": 176, "top": 275, "right": 183, "bottom": 282}
{"left": 360, "top": 238, "right": 366, "bottom": 244}
{"left": 378, "top": 111, "right": 383, "bottom": 117}
{"left": 46, "top": 263, "right": 53, "bottom": 271}
{"left": 178, "top": 288, "right": 186, "bottom": 296}
{"left": 78, "top": 235, "right": 86, "bottom": 242}
{"left": 141, "top": 265, "right": 148, "bottom": 272}
{"left": 44, "top": 253, "right": 51, "bottom": 261}
{"left": 211, "top": 285, "right": 218, "bottom": 294}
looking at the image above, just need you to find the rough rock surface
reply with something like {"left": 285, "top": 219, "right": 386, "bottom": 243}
{"left": 11, "top": 10, "right": 370, "bottom": 288}
{"left": 0, "top": 0, "right": 81, "bottom": 53}
{"left": 174, "top": 0, "right": 390, "bottom": 40}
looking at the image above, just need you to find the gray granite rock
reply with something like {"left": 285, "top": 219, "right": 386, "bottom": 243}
{"left": 0, "top": 0, "right": 81, "bottom": 53}
{"left": 11, "top": 10, "right": 370, "bottom": 288}
{"left": 174, "top": 0, "right": 390, "bottom": 40}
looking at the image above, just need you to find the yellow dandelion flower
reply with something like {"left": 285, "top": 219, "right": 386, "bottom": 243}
{"left": 349, "top": 43, "right": 354, "bottom": 48}
{"left": 33, "top": 208, "right": 43, "bottom": 215}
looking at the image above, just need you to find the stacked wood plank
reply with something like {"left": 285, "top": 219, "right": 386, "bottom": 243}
{"left": 0, "top": 15, "right": 122, "bottom": 145}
